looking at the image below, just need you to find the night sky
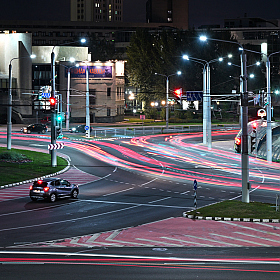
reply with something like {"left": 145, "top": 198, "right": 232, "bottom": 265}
{"left": 0, "top": 0, "right": 279, "bottom": 28}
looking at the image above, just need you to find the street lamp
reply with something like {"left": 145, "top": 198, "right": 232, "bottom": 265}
{"left": 65, "top": 62, "right": 79, "bottom": 130}
{"left": 182, "top": 54, "right": 229, "bottom": 148}
{"left": 7, "top": 54, "right": 36, "bottom": 150}
{"left": 200, "top": 35, "right": 250, "bottom": 203}
{"left": 155, "top": 71, "right": 181, "bottom": 129}
{"left": 50, "top": 38, "right": 86, "bottom": 166}
{"left": 266, "top": 51, "right": 280, "bottom": 162}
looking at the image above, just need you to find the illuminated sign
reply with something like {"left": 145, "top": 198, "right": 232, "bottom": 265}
{"left": 67, "top": 66, "right": 112, "bottom": 78}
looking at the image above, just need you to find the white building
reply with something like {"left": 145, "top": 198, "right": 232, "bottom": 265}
{"left": 58, "top": 60, "right": 125, "bottom": 123}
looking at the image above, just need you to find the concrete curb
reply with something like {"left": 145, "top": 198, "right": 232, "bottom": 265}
{"left": 182, "top": 212, "right": 280, "bottom": 223}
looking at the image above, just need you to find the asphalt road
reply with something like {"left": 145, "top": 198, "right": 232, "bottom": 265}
{"left": 0, "top": 129, "right": 279, "bottom": 279}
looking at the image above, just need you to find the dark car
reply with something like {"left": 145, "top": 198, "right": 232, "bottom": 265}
{"left": 69, "top": 124, "right": 92, "bottom": 133}
{"left": 29, "top": 178, "right": 79, "bottom": 202}
{"left": 21, "top": 123, "right": 48, "bottom": 134}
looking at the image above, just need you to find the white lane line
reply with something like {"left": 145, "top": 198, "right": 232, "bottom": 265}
{"left": 148, "top": 197, "right": 171, "bottom": 204}
{"left": 102, "top": 187, "right": 134, "bottom": 197}
{"left": 179, "top": 235, "right": 242, "bottom": 247}
{"left": 1, "top": 250, "right": 279, "bottom": 264}
{"left": 140, "top": 178, "right": 158, "bottom": 187}
{"left": 160, "top": 237, "right": 214, "bottom": 247}
{"left": 234, "top": 232, "right": 280, "bottom": 244}
{"left": 79, "top": 199, "right": 189, "bottom": 209}
{"left": 0, "top": 205, "right": 140, "bottom": 233}
{"left": 210, "top": 233, "right": 270, "bottom": 246}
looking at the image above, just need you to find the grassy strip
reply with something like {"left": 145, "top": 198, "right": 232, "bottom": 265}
{"left": 188, "top": 200, "right": 280, "bottom": 220}
{"left": 0, "top": 148, "right": 68, "bottom": 186}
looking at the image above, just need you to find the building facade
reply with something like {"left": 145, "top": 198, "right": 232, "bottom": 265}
{"left": 146, "top": 0, "right": 189, "bottom": 29}
{"left": 59, "top": 60, "right": 125, "bottom": 123}
{"left": 0, "top": 33, "right": 33, "bottom": 123}
{"left": 71, "top": 0, "right": 123, "bottom": 22}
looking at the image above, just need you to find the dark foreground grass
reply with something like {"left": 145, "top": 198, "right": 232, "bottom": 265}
{"left": 0, "top": 148, "right": 68, "bottom": 186}
{"left": 188, "top": 200, "right": 280, "bottom": 220}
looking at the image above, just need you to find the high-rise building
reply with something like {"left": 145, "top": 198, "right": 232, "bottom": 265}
{"left": 71, "top": 0, "right": 123, "bottom": 22}
{"left": 146, "top": 0, "right": 189, "bottom": 29}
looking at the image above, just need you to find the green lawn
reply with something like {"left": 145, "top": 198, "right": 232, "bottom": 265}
{"left": 188, "top": 200, "right": 280, "bottom": 220}
{"left": 0, "top": 148, "right": 68, "bottom": 186}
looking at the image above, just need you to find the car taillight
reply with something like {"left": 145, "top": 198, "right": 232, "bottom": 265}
{"left": 235, "top": 137, "right": 241, "bottom": 145}
{"left": 29, "top": 186, "right": 33, "bottom": 190}
{"left": 43, "top": 187, "right": 50, "bottom": 192}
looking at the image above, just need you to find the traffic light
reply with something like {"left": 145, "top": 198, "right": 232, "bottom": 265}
{"left": 263, "top": 94, "right": 269, "bottom": 107}
{"left": 251, "top": 121, "right": 257, "bottom": 153}
{"left": 56, "top": 113, "right": 62, "bottom": 122}
{"left": 173, "top": 88, "right": 182, "bottom": 103}
{"left": 49, "top": 97, "right": 56, "bottom": 111}
{"left": 55, "top": 126, "right": 62, "bottom": 139}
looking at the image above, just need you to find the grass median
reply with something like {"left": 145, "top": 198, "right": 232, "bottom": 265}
{"left": 0, "top": 147, "right": 68, "bottom": 186}
{"left": 188, "top": 200, "right": 280, "bottom": 220}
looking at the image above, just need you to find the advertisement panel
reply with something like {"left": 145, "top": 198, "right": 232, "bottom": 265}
{"left": 67, "top": 66, "right": 112, "bottom": 78}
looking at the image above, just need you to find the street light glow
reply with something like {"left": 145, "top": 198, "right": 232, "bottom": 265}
{"left": 80, "top": 38, "right": 86, "bottom": 43}
{"left": 182, "top": 55, "right": 189, "bottom": 60}
{"left": 199, "top": 35, "right": 207, "bottom": 41}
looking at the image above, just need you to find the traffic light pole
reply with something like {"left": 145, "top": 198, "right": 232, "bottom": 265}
{"left": 51, "top": 51, "right": 57, "bottom": 167}
{"left": 266, "top": 59, "right": 272, "bottom": 163}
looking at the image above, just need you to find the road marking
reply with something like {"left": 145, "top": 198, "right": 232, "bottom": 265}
{"left": 102, "top": 187, "right": 134, "bottom": 197}
{"left": 161, "top": 237, "right": 214, "bottom": 247}
{"left": 136, "top": 238, "right": 184, "bottom": 247}
{"left": 148, "top": 197, "right": 171, "bottom": 204}
{"left": 210, "top": 233, "right": 270, "bottom": 246}
{"left": 220, "top": 221, "right": 280, "bottom": 237}
{"left": 234, "top": 232, "right": 280, "bottom": 244}
{"left": 79, "top": 199, "right": 189, "bottom": 209}
{"left": 178, "top": 235, "right": 242, "bottom": 247}
{"left": 0, "top": 205, "right": 140, "bottom": 233}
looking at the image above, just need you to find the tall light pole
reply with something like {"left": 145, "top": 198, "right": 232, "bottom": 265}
{"left": 155, "top": 71, "right": 181, "bottom": 129}
{"left": 65, "top": 60, "right": 79, "bottom": 130}
{"left": 7, "top": 54, "right": 36, "bottom": 150}
{"left": 182, "top": 55, "right": 228, "bottom": 149}
{"left": 85, "top": 62, "right": 90, "bottom": 138}
{"left": 266, "top": 51, "right": 280, "bottom": 163}
{"left": 50, "top": 38, "right": 86, "bottom": 166}
{"left": 200, "top": 35, "right": 250, "bottom": 203}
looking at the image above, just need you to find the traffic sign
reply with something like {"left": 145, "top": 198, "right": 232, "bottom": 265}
{"left": 84, "top": 125, "right": 89, "bottom": 131}
{"left": 48, "top": 143, "right": 64, "bottom": 150}
{"left": 193, "top": 180, "right": 197, "bottom": 190}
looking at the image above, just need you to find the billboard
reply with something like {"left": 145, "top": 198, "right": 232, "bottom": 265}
{"left": 67, "top": 66, "right": 112, "bottom": 78}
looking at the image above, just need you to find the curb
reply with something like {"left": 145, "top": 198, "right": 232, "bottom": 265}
{"left": 183, "top": 212, "right": 280, "bottom": 223}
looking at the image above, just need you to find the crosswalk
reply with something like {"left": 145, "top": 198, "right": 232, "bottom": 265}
{"left": 0, "top": 168, "right": 100, "bottom": 202}
{"left": 15, "top": 217, "right": 280, "bottom": 248}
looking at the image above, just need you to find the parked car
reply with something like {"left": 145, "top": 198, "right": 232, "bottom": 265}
{"left": 21, "top": 123, "right": 48, "bottom": 134}
{"left": 40, "top": 116, "right": 51, "bottom": 124}
{"left": 29, "top": 178, "right": 79, "bottom": 202}
{"left": 69, "top": 124, "right": 92, "bottom": 133}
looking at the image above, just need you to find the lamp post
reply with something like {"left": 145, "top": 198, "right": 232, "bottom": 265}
{"left": 266, "top": 51, "right": 280, "bottom": 162}
{"left": 7, "top": 54, "right": 36, "bottom": 150}
{"left": 50, "top": 38, "right": 86, "bottom": 166}
{"left": 65, "top": 60, "right": 79, "bottom": 130}
{"left": 155, "top": 71, "right": 181, "bottom": 129}
{"left": 200, "top": 35, "right": 250, "bottom": 203}
{"left": 182, "top": 55, "right": 228, "bottom": 149}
